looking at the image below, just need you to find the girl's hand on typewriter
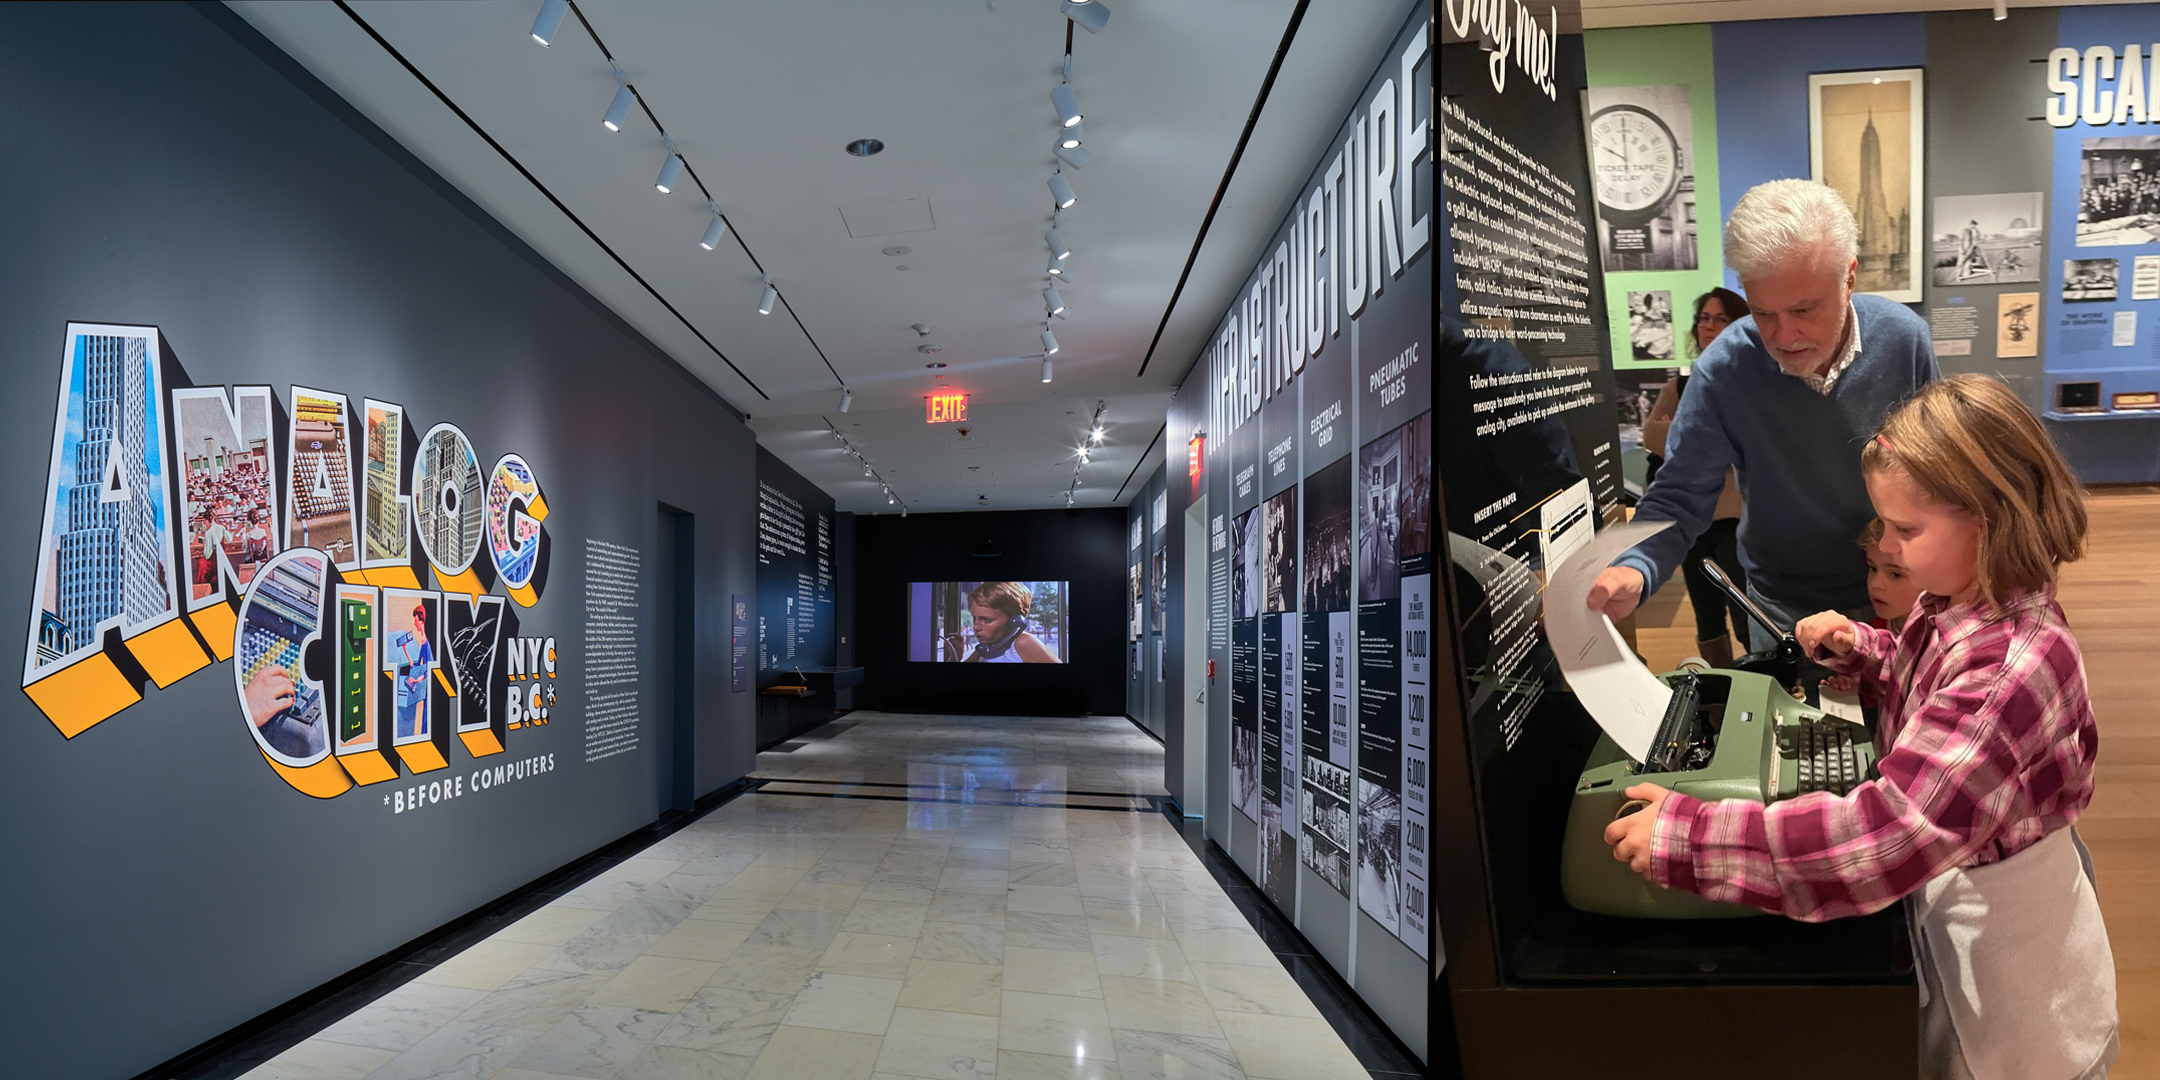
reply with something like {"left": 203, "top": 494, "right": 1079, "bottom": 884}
{"left": 1603, "top": 783, "right": 1671, "bottom": 876}
{"left": 1796, "top": 612, "right": 1857, "bottom": 661}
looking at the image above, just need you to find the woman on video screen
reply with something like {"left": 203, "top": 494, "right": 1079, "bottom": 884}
{"left": 956, "top": 581, "right": 1061, "bottom": 663}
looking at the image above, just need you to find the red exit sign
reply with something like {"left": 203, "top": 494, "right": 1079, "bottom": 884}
{"left": 926, "top": 391, "right": 969, "bottom": 424}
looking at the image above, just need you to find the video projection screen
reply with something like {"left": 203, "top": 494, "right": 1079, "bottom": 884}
{"left": 908, "top": 581, "right": 1069, "bottom": 663}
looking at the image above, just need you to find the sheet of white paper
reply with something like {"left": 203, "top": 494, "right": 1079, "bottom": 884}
{"left": 1546, "top": 521, "right": 1674, "bottom": 762}
{"left": 1818, "top": 686, "right": 1866, "bottom": 726}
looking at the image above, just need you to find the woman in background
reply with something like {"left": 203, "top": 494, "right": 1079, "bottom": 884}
{"left": 1642, "top": 286, "right": 1751, "bottom": 666}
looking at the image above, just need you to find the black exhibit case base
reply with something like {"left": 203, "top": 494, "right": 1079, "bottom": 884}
{"left": 1453, "top": 982, "right": 1918, "bottom": 1080}
{"left": 1449, "top": 688, "right": 1916, "bottom": 1077}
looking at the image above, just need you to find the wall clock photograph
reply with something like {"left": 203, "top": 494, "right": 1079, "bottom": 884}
{"left": 1585, "top": 85, "right": 1698, "bottom": 272}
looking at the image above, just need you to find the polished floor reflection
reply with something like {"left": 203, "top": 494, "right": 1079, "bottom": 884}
{"left": 238, "top": 713, "right": 1385, "bottom": 1079}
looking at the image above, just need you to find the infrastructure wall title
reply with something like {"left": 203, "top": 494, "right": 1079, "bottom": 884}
{"left": 1209, "top": 24, "right": 1434, "bottom": 445}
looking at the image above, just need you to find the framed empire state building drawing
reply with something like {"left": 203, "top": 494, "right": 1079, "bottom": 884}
{"left": 1810, "top": 68, "right": 1926, "bottom": 302}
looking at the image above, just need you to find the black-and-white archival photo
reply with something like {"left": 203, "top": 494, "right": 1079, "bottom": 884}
{"left": 1357, "top": 778, "right": 1403, "bottom": 934}
{"left": 1262, "top": 488, "right": 1296, "bottom": 614}
{"left": 1233, "top": 726, "right": 1259, "bottom": 819}
{"left": 1932, "top": 191, "right": 2043, "bottom": 285}
{"left": 1232, "top": 507, "right": 1261, "bottom": 619}
{"left": 1148, "top": 547, "right": 1165, "bottom": 634}
{"left": 2065, "top": 257, "right": 2121, "bottom": 302}
{"left": 1627, "top": 289, "right": 1675, "bottom": 361}
{"left": 1358, "top": 431, "right": 1403, "bottom": 602}
{"left": 1303, "top": 458, "right": 1352, "bottom": 613}
{"left": 2079, "top": 136, "right": 2160, "bottom": 246}
{"left": 1301, "top": 756, "right": 1353, "bottom": 893}
{"left": 1586, "top": 85, "right": 1698, "bottom": 271}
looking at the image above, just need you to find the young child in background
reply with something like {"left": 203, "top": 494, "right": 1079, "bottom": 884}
{"left": 1860, "top": 518, "right": 1923, "bottom": 633}
{"left": 1822, "top": 522, "right": 1927, "bottom": 697}
{"left": 1604, "top": 374, "right": 2116, "bottom": 1079}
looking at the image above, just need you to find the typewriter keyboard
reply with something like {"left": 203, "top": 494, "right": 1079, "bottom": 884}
{"left": 1795, "top": 721, "right": 1863, "bottom": 795}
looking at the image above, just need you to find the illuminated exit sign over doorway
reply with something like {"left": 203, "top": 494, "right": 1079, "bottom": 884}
{"left": 926, "top": 391, "right": 969, "bottom": 424}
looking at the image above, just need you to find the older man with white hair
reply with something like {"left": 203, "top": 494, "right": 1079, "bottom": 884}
{"left": 1588, "top": 179, "right": 1939, "bottom": 648}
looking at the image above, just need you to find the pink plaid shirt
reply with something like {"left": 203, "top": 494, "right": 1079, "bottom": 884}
{"left": 1647, "top": 585, "right": 2098, "bottom": 921}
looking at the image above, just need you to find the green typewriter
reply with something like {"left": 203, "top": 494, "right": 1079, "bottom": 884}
{"left": 1559, "top": 565, "right": 1878, "bottom": 919}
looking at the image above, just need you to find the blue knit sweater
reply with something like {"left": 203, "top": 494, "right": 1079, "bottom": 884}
{"left": 1615, "top": 293, "right": 1938, "bottom": 615}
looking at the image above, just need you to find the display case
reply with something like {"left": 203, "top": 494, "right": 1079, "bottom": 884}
{"left": 1434, "top": 8, "right": 1915, "bottom": 1076}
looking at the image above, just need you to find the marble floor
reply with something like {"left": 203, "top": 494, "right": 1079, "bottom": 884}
{"left": 231, "top": 713, "right": 1392, "bottom": 1080}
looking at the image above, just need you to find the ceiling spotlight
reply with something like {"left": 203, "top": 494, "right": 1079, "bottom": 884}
{"left": 1051, "top": 83, "right": 1083, "bottom": 128}
{"left": 1993, "top": 0, "right": 2007, "bottom": 17}
{"left": 602, "top": 79, "right": 636, "bottom": 132}
{"left": 1049, "top": 172, "right": 1077, "bottom": 209}
{"left": 901, "top": 507, "right": 908, "bottom": 517}
{"left": 888, "top": 493, "right": 896, "bottom": 505}
{"left": 700, "top": 208, "right": 728, "bottom": 251}
{"left": 1047, "top": 255, "right": 1067, "bottom": 276}
{"left": 865, "top": 464, "right": 874, "bottom": 477}
{"left": 1090, "top": 425, "right": 1103, "bottom": 444}
{"left": 1044, "top": 285, "right": 1065, "bottom": 317}
{"left": 655, "top": 150, "right": 684, "bottom": 194}
{"left": 1061, "top": 121, "right": 1083, "bottom": 150}
{"left": 1041, "top": 358, "right": 1054, "bottom": 383}
{"left": 1055, "top": 145, "right": 1091, "bottom": 170}
{"left": 531, "top": 0, "right": 568, "bottom": 47}
{"left": 1061, "top": 0, "right": 1111, "bottom": 34}
{"left": 1045, "top": 229, "right": 1070, "bottom": 260}
{"left": 1079, "top": 447, "right": 1090, "bottom": 463}
{"left": 1042, "top": 329, "right": 1060, "bottom": 355}
{"left": 839, "top": 388, "right": 853, "bottom": 413}
{"left": 758, "top": 280, "right": 777, "bottom": 315}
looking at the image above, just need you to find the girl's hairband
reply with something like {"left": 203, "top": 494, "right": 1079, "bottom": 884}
{"left": 1873, "top": 433, "right": 1894, "bottom": 453}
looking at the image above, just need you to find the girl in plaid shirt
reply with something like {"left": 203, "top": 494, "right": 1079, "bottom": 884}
{"left": 1605, "top": 375, "right": 2117, "bottom": 1080}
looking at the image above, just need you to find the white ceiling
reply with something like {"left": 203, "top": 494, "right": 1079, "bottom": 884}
{"left": 228, "top": 0, "right": 1415, "bottom": 513}
{"left": 1582, "top": 0, "right": 2131, "bottom": 29}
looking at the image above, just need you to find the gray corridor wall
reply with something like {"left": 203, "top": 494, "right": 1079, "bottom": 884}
{"left": 1125, "top": 464, "right": 1169, "bottom": 740}
{"left": 1159, "top": 2, "right": 1433, "bottom": 1061}
{"left": 0, "top": 5, "right": 758, "bottom": 1076}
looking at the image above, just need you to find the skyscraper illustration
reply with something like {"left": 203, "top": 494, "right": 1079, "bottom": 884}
{"left": 1855, "top": 111, "right": 1906, "bottom": 285}
{"left": 56, "top": 334, "right": 169, "bottom": 656}
{"left": 417, "top": 429, "right": 482, "bottom": 569}
{"left": 365, "top": 408, "right": 407, "bottom": 562}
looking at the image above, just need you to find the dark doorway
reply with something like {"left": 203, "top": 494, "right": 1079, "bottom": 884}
{"left": 654, "top": 505, "right": 696, "bottom": 817}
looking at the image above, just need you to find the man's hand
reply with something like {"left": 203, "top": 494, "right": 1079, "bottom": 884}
{"left": 1602, "top": 782, "right": 1671, "bottom": 876}
{"left": 1585, "top": 566, "right": 1646, "bottom": 623}
{"left": 244, "top": 667, "right": 296, "bottom": 729}
{"left": 1795, "top": 611, "right": 1857, "bottom": 661}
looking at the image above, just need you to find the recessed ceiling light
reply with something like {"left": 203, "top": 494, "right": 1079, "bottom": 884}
{"left": 925, "top": 361, "right": 948, "bottom": 369}
{"left": 919, "top": 344, "right": 944, "bottom": 355}
{"left": 883, "top": 246, "right": 912, "bottom": 257}
{"left": 895, "top": 264, "right": 911, "bottom": 271}
{"left": 847, "top": 138, "right": 885, "bottom": 157}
